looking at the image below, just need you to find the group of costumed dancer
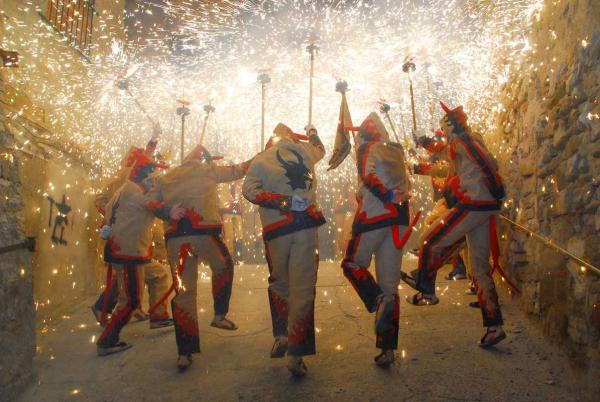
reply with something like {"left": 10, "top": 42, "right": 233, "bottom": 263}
{"left": 90, "top": 83, "right": 507, "bottom": 377}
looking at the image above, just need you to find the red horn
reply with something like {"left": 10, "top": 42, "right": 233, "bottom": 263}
{"left": 292, "top": 133, "right": 309, "bottom": 141}
{"left": 440, "top": 101, "right": 452, "bottom": 114}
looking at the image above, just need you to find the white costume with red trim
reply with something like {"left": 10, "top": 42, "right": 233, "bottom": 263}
{"left": 341, "top": 112, "right": 410, "bottom": 351}
{"left": 243, "top": 123, "right": 325, "bottom": 357}
{"left": 412, "top": 103, "right": 505, "bottom": 327}
{"left": 147, "top": 145, "right": 251, "bottom": 357}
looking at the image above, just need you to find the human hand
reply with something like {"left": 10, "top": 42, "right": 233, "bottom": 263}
{"left": 392, "top": 189, "right": 410, "bottom": 203}
{"left": 99, "top": 225, "right": 112, "bottom": 240}
{"left": 169, "top": 203, "right": 186, "bottom": 220}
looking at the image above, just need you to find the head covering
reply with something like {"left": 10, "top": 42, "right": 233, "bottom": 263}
{"left": 439, "top": 101, "right": 470, "bottom": 136}
{"left": 346, "top": 112, "right": 390, "bottom": 145}
{"left": 127, "top": 148, "right": 169, "bottom": 183}
{"left": 265, "top": 123, "right": 309, "bottom": 150}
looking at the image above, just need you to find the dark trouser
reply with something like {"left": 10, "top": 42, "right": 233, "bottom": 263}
{"left": 342, "top": 226, "right": 404, "bottom": 350}
{"left": 97, "top": 264, "right": 142, "bottom": 347}
{"left": 94, "top": 277, "right": 118, "bottom": 313}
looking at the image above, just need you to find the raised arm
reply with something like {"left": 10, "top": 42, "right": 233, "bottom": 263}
{"left": 303, "top": 127, "right": 325, "bottom": 163}
{"left": 213, "top": 159, "right": 253, "bottom": 183}
{"left": 413, "top": 160, "right": 449, "bottom": 178}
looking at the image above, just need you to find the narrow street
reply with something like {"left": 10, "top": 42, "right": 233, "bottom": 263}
{"left": 20, "top": 258, "right": 580, "bottom": 402}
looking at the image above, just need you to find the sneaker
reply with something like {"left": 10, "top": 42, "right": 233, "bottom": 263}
{"left": 177, "top": 354, "right": 193, "bottom": 371}
{"left": 91, "top": 306, "right": 106, "bottom": 327}
{"left": 406, "top": 292, "right": 439, "bottom": 306}
{"left": 469, "top": 301, "right": 480, "bottom": 308}
{"left": 287, "top": 356, "right": 307, "bottom": 377}
{"left": 97, "top": 341, "right": 132, "bottom": 356}
{"left": 465, "top": 286, "right": 477, "bottom": 295}
{"left": 479, "top": 326, "right": 507, "bottom": 348}
{"left": 270, "top": 337, "right": 288, "bottom": 358}
{"left": 446, "top": 270, "right": 467, "bottom": 280}
{"left": 374, "top": 349, "right": 395, "bottom": 367}
{"left": 210, "top": 317, "right": 238, "bottom": 331}
{"left": 132, "top": 308, "right": 149, "bottom": 322}
{"left": 150, "top": 318, "right": 174, "bottom": 329}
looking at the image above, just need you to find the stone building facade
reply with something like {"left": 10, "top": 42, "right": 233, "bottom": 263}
{"left": 0, "top": 1, "right": 126, "bottom": 398}
{"left": 495, "top": 0, "right": 599, "bottom": 396}
{"left": 0, "top": 109, "right": 35, "bottom": 400}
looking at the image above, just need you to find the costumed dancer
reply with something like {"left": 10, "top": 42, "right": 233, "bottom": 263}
{"left": 406, "top": 102, "right": 507, "bottom": 348}
{"left": 341, "top": 113, "right": 411, "bottom": 366}
{"left": 96, "top": 149, "right": 184, "bottom": 355}
{"left": 413, "top": 131, "right": 468, "bottom": 281}
{"left": 147, "top": 145, "right": 253, "bottom": 370}
{"left": 92, "top": 132, "right": 173, "bottom": 327}
{"left": 242, "top": 123, "right": 326, "bottom": 377}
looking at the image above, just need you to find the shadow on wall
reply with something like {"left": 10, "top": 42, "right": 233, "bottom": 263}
{"left": 19, "top": 152, "right": 100, "bottom": 324}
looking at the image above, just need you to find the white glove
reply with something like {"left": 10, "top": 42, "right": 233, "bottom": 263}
{"left": 291, "top": 195, "right": 309, "bottom": 212}
{"left": 100, "top": 225, "right": 112, "bottom": 240}
{"left": 304, "top": 124, "right": 317, "bottom": 135}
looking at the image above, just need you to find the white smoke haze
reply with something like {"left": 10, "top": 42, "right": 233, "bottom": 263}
{"left": 4, "top": 0, "right": 542, "bottom": 178}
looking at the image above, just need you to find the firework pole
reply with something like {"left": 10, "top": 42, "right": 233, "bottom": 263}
{"left": 424, "top": 62, "right": 435, "bottom": 130}
{"left": 199, "top": 103, "right": 215, "bottom": 145}
{"left": 257, "top": 72, "right": 271, "bottom": 150}
{"left": 116, "top": 78, "right": 157, "bottom": 127}
{"left": 378, "top": 102, "right": 400, "bottom": 143}
{"left": 402, "top": 58, "right": 419, "bottom": 145}
{"left": 306, "top": 38, "right": 319, "bottom": 127}
{"left": 176, "top": 98, "right": 191, "bottom": 164}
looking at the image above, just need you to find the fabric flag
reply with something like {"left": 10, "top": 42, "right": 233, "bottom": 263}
{"left": 328, "top": 92, "right": 353, "bottom": 170}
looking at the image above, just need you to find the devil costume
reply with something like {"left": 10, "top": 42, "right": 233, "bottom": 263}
{"left": 243, "top": 123, "right": 325, "bottom": 376}
{"left": 146, "top": 145, "right": 252, "bottom": 369}
{"left": 340, "top": 113, "right": 410, "bottom": 366}
{"left": 408, "top": 102, "right": 507, "bottom": 347}
{"left": 96, "top": 150, "right": 174, "bottom": 355}
{"left": 414, "top": 132, "right": 468, "bottom": 281}
{"left": 92, "top": 139, "right": 171, "bottom": 327}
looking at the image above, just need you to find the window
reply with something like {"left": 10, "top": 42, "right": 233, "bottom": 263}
{"left": 43, "top": 0, "right": 96, "bottom": 56}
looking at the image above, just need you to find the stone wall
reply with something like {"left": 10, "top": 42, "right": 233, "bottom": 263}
{"left": 0, "top": 117, "right": 35, "bottom": 400}
{"left": 19, "top": 149, "right": 99, "bottom": 323}
{"left": 495, "top": 0, "right": 600, "bottom": 397}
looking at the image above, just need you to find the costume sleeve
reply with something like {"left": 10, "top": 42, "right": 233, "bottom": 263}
{"left": 213, "top": 159, "right": 253, "bottom": 183}
{"left": 455, "top": 136, "right": 505, "bottom": 199}
{"left": 242, "top": 160, "right": 291, "bottom": 211}
{"left": 305, "top": 133, "right": 325, "bottom": 163}
{"left": 95, "top": 172, "right": 126, "bottom": 216}
{"left": 413, "top": 160, "right": 449, "bottom": 177}
{"left": 103, "top": 192, "right": 118, "bottom": 227}
{"left": 144, "top": 180, "right": 171, "bottom": 221}
{"left": 357, "top": 144, "right": 393, "bottom": 203}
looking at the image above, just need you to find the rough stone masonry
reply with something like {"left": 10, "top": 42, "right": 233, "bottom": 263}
{"left": 0, "top": 112, "right": 35, "bottom": 400}
{"left": 495, "top": 0, "right": 600, "bottom": 397}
